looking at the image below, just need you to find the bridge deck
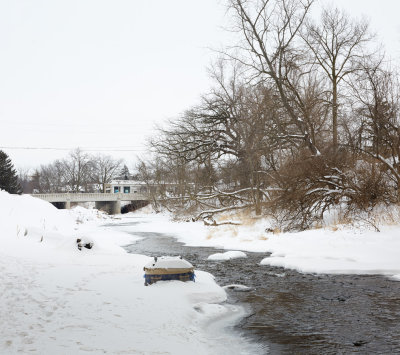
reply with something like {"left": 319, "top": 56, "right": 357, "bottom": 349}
{"left": 31, "top": 192, "right": 148, "bottom": 203}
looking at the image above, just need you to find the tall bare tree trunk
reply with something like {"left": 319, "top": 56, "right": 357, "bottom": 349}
{"left": 332, "top": 80, "right": 338, "bottom": 151}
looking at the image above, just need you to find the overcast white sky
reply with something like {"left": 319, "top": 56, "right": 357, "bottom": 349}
{"left": 0, "top": 0, "right": 399, "bottom": 170}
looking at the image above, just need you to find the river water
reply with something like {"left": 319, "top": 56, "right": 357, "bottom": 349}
{"left": 109, "top": 217, "right": 400, "bottom": 354}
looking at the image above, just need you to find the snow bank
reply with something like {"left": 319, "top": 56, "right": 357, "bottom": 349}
{"left": 0, "top": 190, "right": 133, "bottom": 261}
{"left": 0, "top": 190, "right": 75, "bottom": 258}
{"left": 259, "top": 226, "right": 400, "bottom": 277}
{"left": 208, "top": 250, "right": 247, "bottom": 261}
{"left": 0, "top": 191, "right": 257, "bottom": 354}
{"left": 64, "top": 205, "right": 109, "bottom": 224}
{"left": 125, "top": 209, "right": 400, "bottom": 280}
{"left": 0, "top": 189, "right": 75, "bottom": 237}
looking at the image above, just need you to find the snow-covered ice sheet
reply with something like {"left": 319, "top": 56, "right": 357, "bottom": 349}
{"left": 0, "top": 191, "right": 258, "bottom": 354}
{"left": 124, "top": 209, "right": 400, "bottom": 280}
{"left": 259, "top": 227, "right": 400, "bottom": 276}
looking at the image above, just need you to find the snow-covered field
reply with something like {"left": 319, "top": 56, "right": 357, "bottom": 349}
{"left": 0, "top": 191, "right": 257, "bottom": 355}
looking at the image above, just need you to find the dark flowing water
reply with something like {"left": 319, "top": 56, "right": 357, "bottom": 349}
{"left": 107, "top": 218, "right": 400, "bottom": 354}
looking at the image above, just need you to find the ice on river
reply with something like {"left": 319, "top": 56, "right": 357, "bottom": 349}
{"left": 0, "top": 191, "right": 258, "bottom": 355}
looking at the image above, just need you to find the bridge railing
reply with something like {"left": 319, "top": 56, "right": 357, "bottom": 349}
{"left": 31, "top": 192, "right": 149, "bottom": 203}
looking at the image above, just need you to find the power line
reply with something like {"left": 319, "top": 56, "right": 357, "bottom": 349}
{"left": 0, "top": 146, "right": 150, "bottom": 152}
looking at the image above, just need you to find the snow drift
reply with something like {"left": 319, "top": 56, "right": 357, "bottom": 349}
{"left": 0, "top": 191, "right": 257, "bottom": 355}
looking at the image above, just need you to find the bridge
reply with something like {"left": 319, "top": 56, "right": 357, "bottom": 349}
{"left": 32, "top": 192, "right": 149, "bottom": 214}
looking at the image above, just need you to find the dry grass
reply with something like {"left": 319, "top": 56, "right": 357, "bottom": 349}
{"left": 376, "top": 205, "right": 400, "bottom": 225}
{"left": 206, "top": 233, "right": 214, "bottom": 240}
{"left": 205, "top": 225, "right": 239, "bottom": 240}
{"left": 313, "top": 222, "right": 323, "bottom": 229}
{"left": 216, "top": 208, "right": 260, "bottom": 226}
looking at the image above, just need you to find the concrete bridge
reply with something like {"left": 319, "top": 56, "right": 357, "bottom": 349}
{"left": 32, "top": 193, "right": 149, "bottom": 214}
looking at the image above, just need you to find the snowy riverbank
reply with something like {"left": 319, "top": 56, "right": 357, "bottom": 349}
{"left": 125, "top": 207, "right": 400, "bottom": 281}
{"left": 3, "top": 189, "right": 400, "bottom": 354}
{"left": 0, "top": 191, "right": 256, "bottom": 354}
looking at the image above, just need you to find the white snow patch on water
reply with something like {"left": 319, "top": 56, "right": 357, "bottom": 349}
{"left": 208, "top": 250, "right": 247, "bottom": 261}
{"left": 223, "top": 284, "right": 251, "bottom": 291}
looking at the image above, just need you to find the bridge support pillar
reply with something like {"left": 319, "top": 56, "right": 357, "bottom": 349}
{"left": 95, "top": 200, "right": 121, "bottom": 215}
{"left": 65, "top": 200, "right": 71, "bottom": 209}
{"left": 111, "top": 199, "right": 121, "bottom": 215}
{"left": 95, "top": 201, "right": 110, "bottom": 214}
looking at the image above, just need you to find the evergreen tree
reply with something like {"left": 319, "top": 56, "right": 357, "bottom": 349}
{"left": 119, "top": 164, "right": 130, "bottom": 180}
{"left": 0, "top": 150, "right": 22, "bottom": 194}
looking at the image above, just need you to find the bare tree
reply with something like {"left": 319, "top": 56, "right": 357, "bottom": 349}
{"left": 92, "top": 155, "right": 123, "bottom": 192}
{"left": 227, "top": 0, "right": 321, "bottom": 155}
{"left": 63, "top": 148, "right": 95, "bottom": 192}
{"left": 142, "top": 0, "right": 395, "bottom": 227}
{"left": 151, "top": 60, "right": 286, "bottom": 215}
{"left": 38, "top": 160, "right": 67, "bottom": 193}
{"left": 303, "top": 6, "right": 372, "bottom": 150}
{"left": 36, "top": 149, "right": 97, "bottom": 193}
{"left": 18, "top": 167, "right": 32, "bottom": 193}
{"left": 351, "top": 60, "right": 400, "bottom": 197}
{"left": 30, "top": 169, "right": 41, "bottom": 193}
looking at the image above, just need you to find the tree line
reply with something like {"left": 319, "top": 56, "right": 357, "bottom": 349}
{"left": 141, "top": 0, "right": 400, "bottom": 230}
{"left": 18, "top": 149, "right": 130, "bottom": 194}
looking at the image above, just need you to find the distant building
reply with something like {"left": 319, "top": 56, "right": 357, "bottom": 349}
{"left": 104, "top": 180, "right": 185, "bottom": 196}
{"left": 104, "top": 180, "right": 148, "bottom": 194}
